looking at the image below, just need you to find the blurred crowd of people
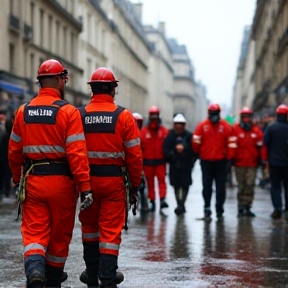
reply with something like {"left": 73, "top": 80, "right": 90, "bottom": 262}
{"left": 2, "top": 98, "right": 288, "bottom": 222}
{"left": 133, "top": 102, "right": 288, "bottom": 220}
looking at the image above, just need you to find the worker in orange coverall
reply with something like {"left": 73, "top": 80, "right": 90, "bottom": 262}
{"left": 140, "top": 106, "right": 169, "bottom": 212}
{"left": 8, "top": 59, "right": 93, "bottom": 288}
{"left": 78, "top": 67, "right": 143, "bottom": 288}
{"left": 192, "top": 103, "right": 234, "bottom": 220}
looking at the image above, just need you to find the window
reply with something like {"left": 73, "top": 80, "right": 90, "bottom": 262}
{"left": 10, "top": 0, "right": 14, "bottom": 15}
{"left": 87, "top": 58, "right": 92, "bottom": 76}
{"left": 56, "top": 21, "right": 60, "bottom": 53}
{"left": 9, "top": 44, "right": 14, "bottom": 73}
{"left": 30, "top": 53, "right": 34, "bottom": 80}
{"left": 40, "top": 9, "right": 44, "bottom": 47}
{"left": 71, "top": 32, "right": 74, "bottom": 61}
{"left": 63, "top": 27, "right": 67, "bottom": 56}
{"left": 48, "top": 15, "right": 53, "bottom": 51}
{"left": 30, "top": 2, "right": 35, "bottom": 41}
{"left": 87, "top": 13, "right": 91, "bottom": 43}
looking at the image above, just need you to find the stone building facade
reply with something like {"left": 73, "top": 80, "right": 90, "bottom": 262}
{"left": 234, "top": 0, "right": 288, "bottom": 120}
{"left": 0, "top": 0, "right": 207, "bottom": 129}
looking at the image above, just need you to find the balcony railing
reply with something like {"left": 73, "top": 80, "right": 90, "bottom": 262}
{"left": 278, "top": 26, "right": 288, "bottom": 55}
{"left": 23, "top": 23, "right": 33, "bottom": 40}
{"left": 9, "top": 14, "right": 20, "bottom": 30}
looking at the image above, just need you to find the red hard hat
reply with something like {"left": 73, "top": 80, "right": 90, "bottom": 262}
{"left": 208, "top": 103, "right": 221, "bottom": 111}
{"left": 276, "top": 104, "right": 288, "bottom": 114}
{"left": 88, "top": 67, "right": 119, "bottom": 87}
{"left": 149, "top": 105, "right": 160, "bottom": 114}
{"left": 37, "top": 59, "right": 68, "bottom": 79}
{"left": 132, "top": 112, "right": 143, "bottom": 121}
{"left": 240, "top": 107, "right": 253, "bottom": 115}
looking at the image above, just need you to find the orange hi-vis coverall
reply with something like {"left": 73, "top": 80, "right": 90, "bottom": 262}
{"left": 78, "top": 94, "right": 142, "bottom": 282}
{"left": 8, "top": 88, "right": 91, "bottom": 284}
{"left": 140, "top": 125, "right": 168, "bottom": 200}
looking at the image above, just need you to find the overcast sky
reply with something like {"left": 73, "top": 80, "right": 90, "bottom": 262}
{"left": 131, "top": 0, "right": 257, "bottom": 108}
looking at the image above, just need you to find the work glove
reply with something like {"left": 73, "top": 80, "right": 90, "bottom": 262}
{"left": 129, "top": 186, "right": 139, "bottom": 216}
{"left": 80, "top": 190, "right": 94, "bottom": 210}
{"left": 13, "top": 182, "right": 20, "bottom": 201}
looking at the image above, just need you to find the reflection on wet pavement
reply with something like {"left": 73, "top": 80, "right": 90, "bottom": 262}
{"left": 1, "top": 163, "right": 288, "bottom": 287}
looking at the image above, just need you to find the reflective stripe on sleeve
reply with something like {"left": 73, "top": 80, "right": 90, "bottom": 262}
{"left": 99, "top": 242, "right": 119, "bottom": 251}
{"left": 193, "top": 135, "right": 201, "bottom": 144}
{"left": 24, "top": 243, "right": 46, "bottom": 254}
{"left": 256, "top": 141, "right": 263, "bottom": 146}
{"left": 46, "top": 253, "right": 67, "bottom": 264}
{"left": 228, "top": 143, "right": 237, "bottom": 148}
{"left": 82, "top": 232, "right": 100, "bottom": 240}
{"left": 88, "top": 151, "right": 125, "bottom": 159}
{"left": 10, "top": 132, "right": 21, "bottom": 143}
{"left": 66, "top": 133, "right": 85, "bottom": 144}
{"left": 228, "top": 136, "right": 237, "bottom": 141}
{"left": 124, "top": 138, "right": 140, "bottom": 148}
{"left": 23, "top": 145, "right": 65, "bottom": 154}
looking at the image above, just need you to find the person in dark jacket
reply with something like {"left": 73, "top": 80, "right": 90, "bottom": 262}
{"left": 163, "top": 114, "right": 197, "bottom": 215}
{"left": 262, "top": 104, "right": 288, "bottom": 219}
{"left": 0, "top": 119, "right": 13, "bottom": 199}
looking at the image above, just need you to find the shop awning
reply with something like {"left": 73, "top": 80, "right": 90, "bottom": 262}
{"left": 0, "top": 80, "right": 25, "bottom": 94}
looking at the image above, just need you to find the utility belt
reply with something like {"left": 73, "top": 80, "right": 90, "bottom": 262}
{"left": 25, "top": 158, "right": 72, "bottom": 177}
{"left": 89, "top": 164, "right": 125, "bottom": 177}
{"left": 14, "top": 158, "right": 71, "bottom": 222}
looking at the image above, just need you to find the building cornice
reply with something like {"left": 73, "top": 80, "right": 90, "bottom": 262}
{"left": 31, "top": 43, "right": 84, "bottom": 74}
{"left": 113, "top": 0, "right": 152, "bottom": 51}
{"left": 48, "top": 0, "right": 82, "bottom": 32}
{"left": 173, "top": 93, "right": 195, "bottom": 103}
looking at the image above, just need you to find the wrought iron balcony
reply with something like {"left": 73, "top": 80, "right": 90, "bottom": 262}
{"left": 23, "top": 23, "right": 33, "bottom": 40}
{"left": 9, "top": 14, "right": 20, "bottom": 31}
{"left": 278, "top": 26, "right": 288, "bottom": 55}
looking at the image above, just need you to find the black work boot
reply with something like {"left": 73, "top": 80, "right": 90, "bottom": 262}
{"left": 238, "top": 205, "right": 245, "bottom": 217}
{"left": 30, "top": 279, "right": 44, "bottom": 288}
{"left": 245, "top": 205, "right": 256, "bottom": 217}
{"left": 60, "top": 271, "right": 68, "bottom": 283}
{"left": 204, "top": 208, "right": 212, "bottom": 219}
{"left": 99, "top": 279, "right": 117, "bottom": 288}
{"left": 149, "top": 200, "right": 155, "bottom": 212}
{"left": 271, "top": 210, "right": 282, "bottom": 219}
{"left": 80, "top": 270, "right": 124, "bottom": 285}
{"left": 174, "top": 200, "right": 185, "bottom": 215}
{"left": 79, "top": 265, "right": 99, "bottom": 286}
{"left": 46, "top": 264, "right": 64, "bottom": 288}
{"left": 80, "top": 241, "right": 100, "bottom": 286}
{"left": 140, "top": 189, "right": 149, "bottom": 211}
{"left": 160, "top": 198, "right": 169, "bottom": 209}
{"left": 25, "top": 255, "right": 46, "bottom": 288}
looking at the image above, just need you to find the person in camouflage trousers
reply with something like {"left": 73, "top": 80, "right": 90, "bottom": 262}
{"left": 231, "top": 108, "right": 263, "bottom": 217}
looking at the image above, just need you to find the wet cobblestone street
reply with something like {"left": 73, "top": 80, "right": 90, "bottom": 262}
{"left": 1, "top": 163, "right": 288, "bottom": 288}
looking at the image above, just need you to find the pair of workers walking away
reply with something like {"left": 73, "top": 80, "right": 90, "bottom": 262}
{"left": 8, "top": 59, "right": 143, "bottom": 288}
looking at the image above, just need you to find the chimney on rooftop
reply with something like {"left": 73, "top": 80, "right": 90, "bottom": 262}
{"left": 158, "top": 22, "right": 165, "bottom": 36}
{"left": 133, "top": 3, "right": 143, "bottom": 23}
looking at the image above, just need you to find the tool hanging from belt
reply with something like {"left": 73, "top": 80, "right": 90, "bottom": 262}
{"left": 122, "top": 167, "right": 138, "bottom": 231}
{"left": 14, "top": 159, "right": 72, "bottom": 222}
{"left": 14, "top": 161, "right": 50, "bottom": 222}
